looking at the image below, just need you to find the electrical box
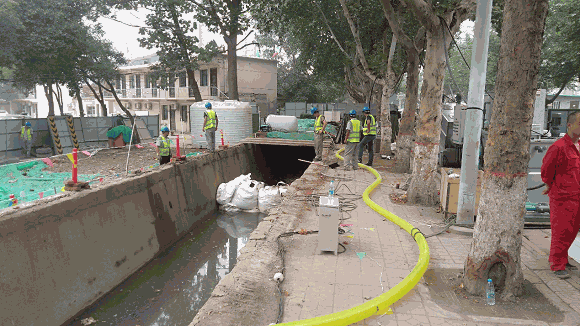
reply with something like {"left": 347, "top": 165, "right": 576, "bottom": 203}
{"left": 318, "top": 196, "right": 340, "bottom": 255}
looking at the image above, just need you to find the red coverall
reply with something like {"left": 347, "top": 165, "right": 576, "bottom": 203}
{"left": 541, "top": 134, "right": 580, "bottom": 271}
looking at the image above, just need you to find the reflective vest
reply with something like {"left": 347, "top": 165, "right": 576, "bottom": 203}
{"left": 21, "top": 126, "right": 32, "bottom": 141}
{"left": 205, "top": 110, "right": 216, "bottom": 129}
{"left": 363, "top": 115, "right": 377, "bottom": 136}
{"left": 159, "top": 136, "right": 170, "bottom": 156}
{"left": 314, "top": 115, "right": 324, "bottom": 133}
{"left": 348, "top": 119, "right": 361, "bottom": 143}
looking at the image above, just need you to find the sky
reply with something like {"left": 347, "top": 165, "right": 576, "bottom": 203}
{"left": 97, "top": 9, "right": 260, "bottom": 60}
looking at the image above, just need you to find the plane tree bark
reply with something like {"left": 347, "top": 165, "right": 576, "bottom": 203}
{"left": 464, "top": 0, "right": 549, "bottom": 300}
{"left": 339, "top": 0, "right": 400, "bottom": 155}
{"left": 381, "top": 0, "right": 425, "bottom": 173}
{"left": 403, "top": 0, "right": 475, "bottom": 205}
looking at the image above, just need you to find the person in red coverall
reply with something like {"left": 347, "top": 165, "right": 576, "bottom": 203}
{"left": 541, "top": 111, "right": 580, "bottom": 279}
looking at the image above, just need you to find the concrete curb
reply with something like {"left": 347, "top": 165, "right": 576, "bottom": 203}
{"left": 449, "top": 225, "right": 474, "bottom": 236}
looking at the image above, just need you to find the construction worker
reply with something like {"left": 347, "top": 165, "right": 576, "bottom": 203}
{"left": 343, "top": 110, "right": 361, "bottom": 171}
{"left": 202, "top": 102, "right": 218, "bottom": 152}
{"left": 156, "top": 126, "right": 172, "bottom": 165}
{"left": 312, "top": 107, "right": 327, "bottom": 161}
{"left": 358, "top": 107, "right": 377, "bottom": 166}
{"left": 20, "top": 122, "right": 33, "bottom": 157}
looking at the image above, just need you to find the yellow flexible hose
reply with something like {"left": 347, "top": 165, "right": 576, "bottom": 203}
{"left": 277, "top": 148, "right": 430, "bottom": 325}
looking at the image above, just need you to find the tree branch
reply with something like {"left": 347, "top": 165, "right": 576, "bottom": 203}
{"left": 546, "top": 70, "right": 578, "bottom": 105}
{"left": 237, "top": 42, "right": 259, "bottom": 51}
{"left": 314, "top": 0, "right": 353, "bottom": 62}
{"left": 237, "top": 30, "right": 254, "bottom": 47}
{"left": 339, "top": 0, "right": 384, "bottom": 85}
{"left": 403, "top": 0, "right": 438, "bottom": 31}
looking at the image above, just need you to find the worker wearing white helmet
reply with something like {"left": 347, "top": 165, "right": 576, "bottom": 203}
{"left": 202, "top": 102, "right": 219, "bottom": 152}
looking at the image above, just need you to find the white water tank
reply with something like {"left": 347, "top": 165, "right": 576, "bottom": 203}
{"left": 190, "top": 101, "right": 253, "bottom": 147}
{"left": 265, "top": 115, "right": 299, "bottom": 132}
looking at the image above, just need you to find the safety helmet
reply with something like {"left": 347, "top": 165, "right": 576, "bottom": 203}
{"left": 205, "top": 102, "right": 212, "bottom": 109}
{"left": 25, "top": 122, "right": 31, "bottom": 127}
{"left": 161, "top": 126, "right": 170, "bottom": 132}
{"left": 310, "top": 107, "right": 319, "bottom": 114}
{"left": 349, "top": 109, "right": 357, "bottom": 116}
{"left": 362, "top": 107, "right": 370, "bottom": 113}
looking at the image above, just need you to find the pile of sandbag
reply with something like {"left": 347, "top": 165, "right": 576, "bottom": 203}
{"left": 216, "top": 173, "right": 288, "bottom": 213}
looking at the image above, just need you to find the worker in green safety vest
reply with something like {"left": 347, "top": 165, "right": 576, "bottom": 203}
{"left": 20, "top": 122, "right": 33, "bottom": 157}
{"left": 311, "top": 107, "right": 327, "bottom": 161}
{"left": 358, "top": 106, "right": 377, "bottom": 167}
{"left": 156, "top": 126, "right": 172, "bottom": 165}
{"left": 202, "top": 102, "right": 219, "bottom": 152}
{"left": 343, "top": 110, "right": 361, "bottom": 171}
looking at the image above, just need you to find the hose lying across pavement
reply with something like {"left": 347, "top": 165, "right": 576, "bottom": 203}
{"left": 277, "top": 148, "right": 431, "bottom": 325}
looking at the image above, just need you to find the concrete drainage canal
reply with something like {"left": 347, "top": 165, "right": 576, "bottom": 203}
{"left": 61, "top": 144, "right": 315, "bottom": 326}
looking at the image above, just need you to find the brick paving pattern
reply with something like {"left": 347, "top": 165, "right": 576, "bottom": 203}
{"left": 277, "top": 164, "right": 580, "bottom": 326}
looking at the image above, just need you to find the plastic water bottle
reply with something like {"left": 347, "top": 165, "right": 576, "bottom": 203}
{"left": 486, "top": 278, "right": 495, "bottom": 306}
{"left": 329, "top": 180, "right": 335, "bottom": 198}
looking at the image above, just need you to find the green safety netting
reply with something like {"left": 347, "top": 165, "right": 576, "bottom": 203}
{"left": 106, "top": 125, "right": 133, "bottom": 144}
{"left": 0, "top": 161, "right": 100, "bottom": 209}
{"left": 266, "top": 119, "right": 338, "bottom": 141}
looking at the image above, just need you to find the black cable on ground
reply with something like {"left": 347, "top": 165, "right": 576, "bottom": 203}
{"left": 527, "top": 183, "right": 545, "bottom": 191}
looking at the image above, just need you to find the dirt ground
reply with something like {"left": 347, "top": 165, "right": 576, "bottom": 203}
{"left": 41, "top": 144, "right": 208, "bottom": 181}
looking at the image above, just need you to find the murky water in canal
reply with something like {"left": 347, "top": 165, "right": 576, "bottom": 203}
{"left": 64, "top": 211, "right": 265, "bottom": 326}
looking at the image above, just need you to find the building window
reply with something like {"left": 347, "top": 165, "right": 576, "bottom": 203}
{"left": 179, "top": 71, "right": 186, "bottom": 87}
{"left": 181, "top": 105, "right": 188, "bottom": 122}
{"left": 200, "top": 69, "right": 208, "bottom": 86}
{"left": 145, "top": 74, "right": 150, "bottom": 88}
{"left": 129, "top": 75, "right": 135, "bottom": 89}
{"left": 135, "top": 74, "right": 141, "bottom": 97}
{"left": 162, "top": 105, "right": 168, "bottom": 120}
{"left": 87, "top": 105, "right": 96, "bottom": 116}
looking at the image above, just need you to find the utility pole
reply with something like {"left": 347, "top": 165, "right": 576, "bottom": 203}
{"left": 456, "top": 0, "right": 493, "bottom": 225}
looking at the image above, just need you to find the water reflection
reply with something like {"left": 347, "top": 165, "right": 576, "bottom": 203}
{"left": 64, "top": 211, "right": 264, "bottom": 326}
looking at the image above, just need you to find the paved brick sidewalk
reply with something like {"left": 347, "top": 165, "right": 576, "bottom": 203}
{"left": 277, "top": 164, "right": 580, "bottom": 326}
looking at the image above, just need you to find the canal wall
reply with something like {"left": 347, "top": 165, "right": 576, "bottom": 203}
{"left": 0, "top": 144, "right": 264, "bottom": 326}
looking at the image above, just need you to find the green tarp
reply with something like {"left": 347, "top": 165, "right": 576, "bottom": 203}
{"left": 106, "top": 125, "right": 133, "bottom": 144}
{"left": 266, "top": 119, "right": 338, "bottom": 141}
{"left": 0, "top": 161, "right": 99, "bottom": 208}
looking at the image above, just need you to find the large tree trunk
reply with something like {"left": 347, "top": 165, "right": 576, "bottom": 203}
{"left": 186, "top": 68, "right": 202, "bottom": 102}
{"left": 464, "top": 0, "right": 549, "bottom": 300}
{"left": 54, "top": 84, "right": 64, "bottom": 115}
{"left": 43, "top": 83, "right": 55, "bottom": 116}
{"left": 379, "top": 84, "right": 393, "bottom": 156}
{"left": 395, "top": 53, "right": 420, "bottom": 173}
{"left": 74, "top": 86, "right": 85, "bottom": 117}
{"left": 225, "top": 35, "right": 239, "bottom": 100}
{"left": 407, "top": 28, "right": 448, "bottom": 205}
{"left": 379, "top": 34, "right": 398, "bottom": 157}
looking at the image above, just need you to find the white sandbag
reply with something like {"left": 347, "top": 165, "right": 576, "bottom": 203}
{"left": 265, "top": 115, "right": 299, "bottom": 132}
{"left": 230, "top": 180, "right": 263, "bottom": 210}
{"left": 258, "top": 182, "right": 288, "bottom": 213}
{"left": 216, "top": 173, "right": 251, "bottom": 205}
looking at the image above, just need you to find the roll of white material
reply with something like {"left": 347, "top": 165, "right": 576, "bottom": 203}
{"left": 265, "top": 115, "right": 299, "bottom": 132}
